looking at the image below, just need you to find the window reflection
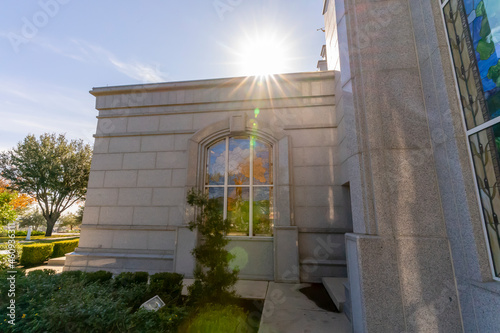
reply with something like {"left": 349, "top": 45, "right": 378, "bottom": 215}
{"left": 206, "top": 136, "right": 274, "bottom": 237}
{"left": 228, "top": 137, "right": 250, "bottom": 185}
{"left": 207, "top": 139, "right": 226, "bottom": 185}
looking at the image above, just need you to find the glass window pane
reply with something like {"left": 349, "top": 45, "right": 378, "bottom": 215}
{"left": 207, "top": 187, "right": 224, "bottom": 217}
{"left": 253, "top": 187, "right": 273, "bottom": 236}
{"left": 469, "top": 123, "right": 500, "bottom": 278}
{"left": 228, "top": 137, "right": 250, "bottom": 185}
{"left": 227, "top": 187, "right": 249, "bottom": 236}
{"left": 465, "top": 0, "right": 500, "bottom": 120}
{"left": 207, "top": 139, "right": 226, "bottom": 185}
{"left": 443, "top": 0, "right": 500, "bottom": 129}
{"left": 253, "top": 139, "right": 273, "bottom": 185}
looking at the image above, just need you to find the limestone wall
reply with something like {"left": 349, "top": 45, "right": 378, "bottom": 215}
{"left": 65, "top": 71, "right": 348, "bottom": 281}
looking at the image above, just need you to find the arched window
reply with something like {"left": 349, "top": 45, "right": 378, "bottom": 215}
{"left": 205, "top": 136, "right": 274, "bottom": 237}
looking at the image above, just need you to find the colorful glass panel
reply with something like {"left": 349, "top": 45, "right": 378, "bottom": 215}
{"left": 469, "top": 124, "right": 500, "bottom": 278}
{"left": 464, "top": 0, "right": 500, "bottom": 120}
{"left": 444, "top": 0, "right": 488, "bottom": 128}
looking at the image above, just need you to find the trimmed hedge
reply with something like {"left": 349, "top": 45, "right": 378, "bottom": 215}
{"left": 0, "top": 230, "right": 45, "bottom": 237}
{"left": 20, "top": 243, "right": 54, "bottom": 267}
{"left": 51, "top": 239, "right": 79, "bottom": 258}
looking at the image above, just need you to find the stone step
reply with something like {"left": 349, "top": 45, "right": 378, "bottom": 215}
{"left": 322, "top": 277, "right": 348, "bottom": 312}
{"left": 25, "top": 265, "right": 64, "bottom": 274}
{"left": 343, "top": 281, "right": 352, "bottom": 322}
{"left": 47, "top": 256, "right": 66, "bottom": 266}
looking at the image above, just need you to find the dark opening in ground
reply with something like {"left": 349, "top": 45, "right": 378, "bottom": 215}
{"left": 299, "top": 283, "right": 339, "bottom": 312}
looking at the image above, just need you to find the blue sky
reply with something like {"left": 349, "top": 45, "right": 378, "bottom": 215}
{"left": 0, "top": 0, "right": 326, "bottom": 152}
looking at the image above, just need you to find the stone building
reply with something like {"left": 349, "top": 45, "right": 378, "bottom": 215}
{"left": 66, "top": 0, "right": 500, "bottom": 331}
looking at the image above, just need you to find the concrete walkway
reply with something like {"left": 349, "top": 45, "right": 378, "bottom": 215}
{"left": 258, "top": 282, "right": 351, "bottom": 333}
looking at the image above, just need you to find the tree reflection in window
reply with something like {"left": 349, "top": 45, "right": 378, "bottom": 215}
{"left": 206, "top": 136, "right": 273, "bottom": 237}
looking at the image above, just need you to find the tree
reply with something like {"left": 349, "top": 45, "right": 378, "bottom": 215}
{"left": 59, "top": 206, "right": 83, "bottom": 231}
{"left": 19, "top": 207, "right": 46, "bottom": 231}
{"left": 0, "top": 190, "right": 18, "bottom": 225}
{"left": 0, "top": 178, "right": 34, "bottom": 225}
{"left": 0, "top": 133, "right": 92, "bottom": 236}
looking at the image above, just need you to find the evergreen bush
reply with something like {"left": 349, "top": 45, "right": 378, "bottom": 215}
{"left": 186, "top": 189, "right": 239, "bottom": 306}
{"left": 148, "top": 272, "right": 184, "bottom": 305}
{"left": 84, "top": 270, "right": 113, "bottom": 284}
{"left": 114, "top": 271, "right": 149, "bottom": 287}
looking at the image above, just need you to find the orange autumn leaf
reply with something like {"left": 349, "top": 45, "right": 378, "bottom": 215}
{"left": 11, "top": 193, "right": 35, "bottom": 209}
{"left": 0, "top": 178, "right": 35, "bottom": 209}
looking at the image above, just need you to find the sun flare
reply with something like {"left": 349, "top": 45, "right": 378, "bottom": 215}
{"left": 236, "top": 32, "right": 290, "bottom": 77}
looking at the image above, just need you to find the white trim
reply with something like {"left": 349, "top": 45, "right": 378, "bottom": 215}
{"left": 249, "top": 137, "right": 254, "bottom": 237}
{"left": 467, "top": 117, "right": 500, "bottom": 136}
{"left": 440, "top": 1, "right": 500, "bottom": 281}
{"left": 224, "top": 137, "right": 229, "bottom": 220}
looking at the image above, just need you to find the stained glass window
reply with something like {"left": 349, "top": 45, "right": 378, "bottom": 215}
{"left": 205, "top": 136, "right": 274, "bottom": 237}
{"left": 443, "top": 0, "right": 500, "bottom": 279}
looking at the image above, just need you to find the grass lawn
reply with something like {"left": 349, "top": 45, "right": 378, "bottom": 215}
{"left": 0, "top": 235, "right": 79, "bottom": 244}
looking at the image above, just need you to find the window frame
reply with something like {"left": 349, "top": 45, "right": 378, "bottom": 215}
{"left": 204, "top": 135, "right": 275, "bottom": 238}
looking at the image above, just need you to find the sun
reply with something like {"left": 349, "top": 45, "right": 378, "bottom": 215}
{"left": 236, "top": 32, "right": 290, "bottom": 77}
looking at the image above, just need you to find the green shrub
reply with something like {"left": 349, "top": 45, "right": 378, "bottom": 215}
{"left": 0, "top": 269, "right": 187, "bottom": 333}
{"left": 149, "top": 272, "right": 184, "bottom": 304}
{"left": 186, "top": 189, "right": 238, "bottom": 305}
{"left": 20, "top": 243, "right": 54, "bottom": 267}
{"left": 84, "top": 270, "right": 113, "bottom": 284}
{"left": 51, "top": 239, "right": 79, "bottom": 258}
{"left": 0, "top": 242, "right": 23, "bottom": 269}
{"left": 60, "top": 270, "right": 84, "bottom": 281}
{"left": 27, "top": 269, "right": 57, "bottom": 277}
{"left": 114, "top": 271, "right": 149, "bottom": 287}
{"left": 181, "top": 304, "right": 249, "bottom": 333}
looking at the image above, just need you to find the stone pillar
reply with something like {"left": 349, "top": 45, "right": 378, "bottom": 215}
{"left": 326, "top": 0, "right": 464, "bottom": 331}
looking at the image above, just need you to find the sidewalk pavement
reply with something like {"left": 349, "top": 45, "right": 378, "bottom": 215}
{"left": 258, "top": 282, "right": 351, "bottom": 333}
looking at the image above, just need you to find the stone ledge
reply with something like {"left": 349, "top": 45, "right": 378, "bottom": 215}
{"left": 94, "top": 130, "right": 195, "bottom": 138}
{"left": 300, "top": 259, "right": 347, "bottom": 266}
{"left": 66, "top": 251, "right": 174, "bottom": 260}
{"left": 80, "top": 224, "right": 178, "bottom": 231}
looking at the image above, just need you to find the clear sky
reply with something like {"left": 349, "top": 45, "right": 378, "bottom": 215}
{"left": 0, "top": 0, "right": 326, "bottom": 152}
